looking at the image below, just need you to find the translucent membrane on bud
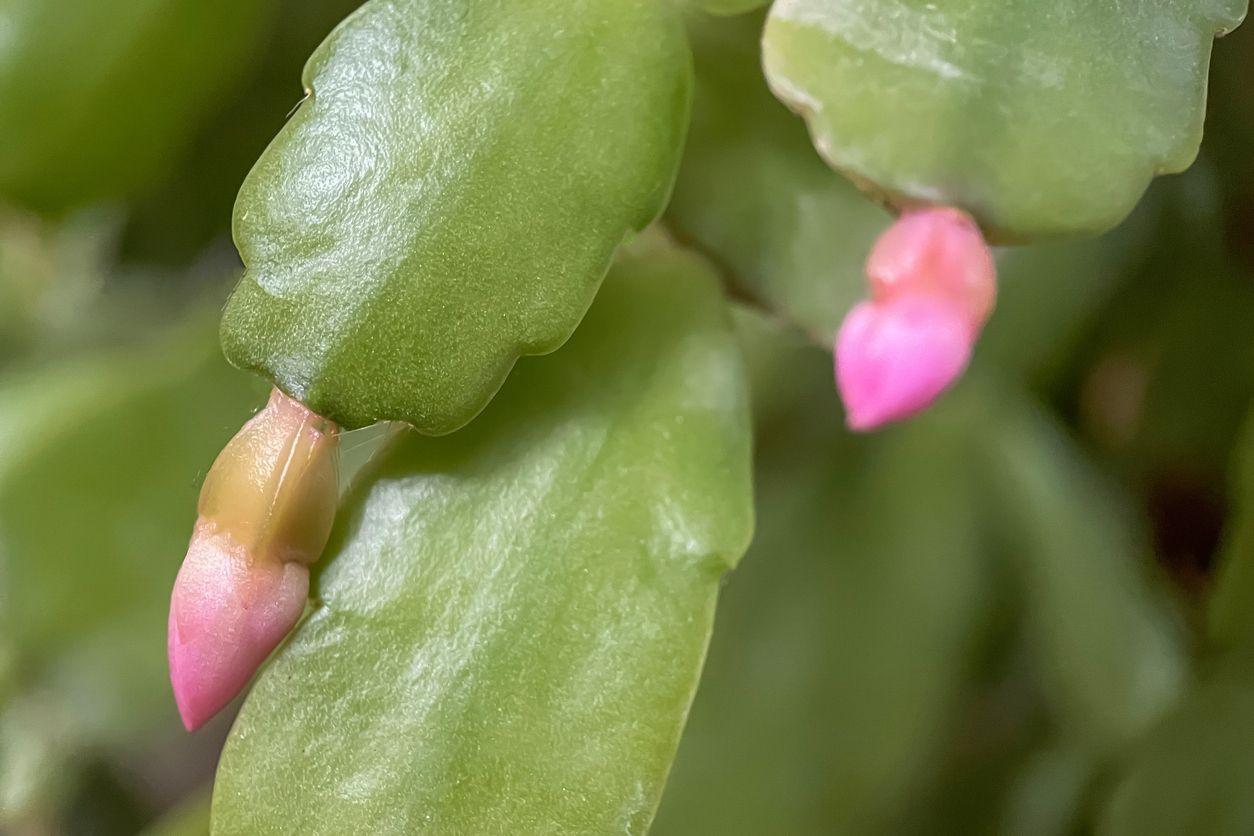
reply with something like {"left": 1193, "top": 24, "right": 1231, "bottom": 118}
{"left": 836, "top": 207, "right": 997, "bottom": 431}
{"left": 168, "top": 389, "right": 339, "bottom": 731}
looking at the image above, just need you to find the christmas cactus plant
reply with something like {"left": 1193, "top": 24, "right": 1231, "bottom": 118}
{"left": 2, "top": 0, "right": 1254, "bottom": 833}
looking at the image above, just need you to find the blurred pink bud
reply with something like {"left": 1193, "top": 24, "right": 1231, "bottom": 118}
{"left": 169, "top": 389, "right": 338, "bottom": 731}
{"left": 865, "top": 206, "right": 997, "bottom": 330}
{"left": 836, "top": 296, "right": 975, "bottom": 431}
{"left": 836, "top": 207, "right": 996, "bottom": 431}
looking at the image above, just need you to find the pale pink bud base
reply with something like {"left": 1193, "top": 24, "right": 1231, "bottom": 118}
{"left": 836, "top": 207, "right": 996, "bottom": 431}
{"left": 169, "top": 521, "right": 309, "bottom": 731}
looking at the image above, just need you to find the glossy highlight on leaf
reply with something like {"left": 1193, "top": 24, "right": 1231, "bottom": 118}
{"left": 762, "top": 0, "right": 1247, "bottom": 240}
{"left": 222, "top": 0, "right": 693, "bottom": 431}
{"left": 211, "top": 238, "right": 753, "bottom": 834}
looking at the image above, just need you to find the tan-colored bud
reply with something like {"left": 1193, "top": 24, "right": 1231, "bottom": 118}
{"left": 197, "top": 388, "right": 339, "bottom": 565}
{"left": 169, "top": 389, "right": 340, "bottom": 731}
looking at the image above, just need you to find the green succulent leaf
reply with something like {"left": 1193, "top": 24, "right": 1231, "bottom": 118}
{"left": 0, "top": 0, "right": 274, "bottom": 213}
{"left": 762, "top": 0, "right": 1247, "bottom": 240}
{"left": 221, "top": 0, "right": 692, "bottom": 431}
{"left": 212, "top": 239, "right": 753, "bottom": 835}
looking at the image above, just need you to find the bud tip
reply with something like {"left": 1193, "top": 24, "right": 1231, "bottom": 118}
{"left": 835, "top": 296, "right": 974, "bottom": 432}
{"left": 168, "top": 527, "right": 310, "bottom": 731}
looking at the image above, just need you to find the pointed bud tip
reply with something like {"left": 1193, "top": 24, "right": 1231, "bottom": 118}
{"left": 168, "top": 529, "right": 309, "bottom": 731}
{"left": 835, "top": 296, "right": 974, "bottom": 432}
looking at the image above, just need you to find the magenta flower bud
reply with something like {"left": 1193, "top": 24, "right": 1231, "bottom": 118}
{"left": 836, "top": 296, "right": 974, "bottom": 431}
{"left": 836, "top": 207, "right": 996, "bottom": 431}
{"left": 168, "top": 389, "right": 339, "bottom": 731}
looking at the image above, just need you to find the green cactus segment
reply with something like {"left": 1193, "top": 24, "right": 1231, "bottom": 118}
{"left": 763, "top": 0, "right": 1247, "bottom": 240}
{"left": 212, "top": 240, "right": 753, "bottom": 835}
{"left": 221, "top": 0, "right": 692, "bottom": 431}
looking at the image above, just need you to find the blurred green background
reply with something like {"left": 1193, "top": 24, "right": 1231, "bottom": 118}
{"left": 3, "top": 3, "right": 1254, "bottom": 834}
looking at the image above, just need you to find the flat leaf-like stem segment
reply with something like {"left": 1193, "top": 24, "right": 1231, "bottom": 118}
{"left": 211, "top": 240, "right": 753, "bottom": 834}
{"left": 222, "top": 0, "right": 692, "bottom": 431}
{"left": 762, "top": 0, "right": 1247, "bottom": 240}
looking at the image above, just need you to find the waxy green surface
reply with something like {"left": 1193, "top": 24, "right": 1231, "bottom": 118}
{"left": 763, "top": 0, "right": 1247, "bottom": 240}
{"left": 222, "top": 0, "right": 692, "bottom": 431}
{"left": 0, "top": 0, "right": 273, "bottom": 213}
{"left": 212, "top": 240, "right": 753, "bottom": 834}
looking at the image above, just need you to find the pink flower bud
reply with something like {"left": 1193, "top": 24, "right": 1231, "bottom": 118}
{"left": 168, "top": 389, "right": 338, "bottom": 731}
{"left": 836, "top": 207, "right": 996, "bottom": 431}
{"left": 836, "top": 296, "right": 974, "bottom": 431}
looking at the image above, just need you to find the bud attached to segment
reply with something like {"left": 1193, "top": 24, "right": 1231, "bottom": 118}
{"left": 835, "top": 207, "right": 997, "bottom": 431}
{"left": 168, "top": 389, "right": 339, "bottom": 731}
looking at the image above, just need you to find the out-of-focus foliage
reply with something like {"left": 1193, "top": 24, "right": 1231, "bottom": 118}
{"left": 1211, "top": 413, "right": 1254, "bottom": 646}
{"left": 684, "top": 0, "right": 768, "bottom": 15}
{"left": 0, "top": 313, "right": 264, "bottom": 830}
{"left": 1099, "top": 656, "right": 1254, "bottom": 835}
{"left": 667, "top": 11, "right": 886, "bottom": 345}
{"left": 652, "top": 311, "right": 1185, "bottom": 834}
{"left": 654, "top": 331, "right": 993, "bottom": 834}
{"left": 121, "top": 0, "right": 369, "bottom": 267}
{"left": 982, "top": 403, "right": 1185, "bottom": 752}
{"left": 2, "top": 0, "right": 1254, "bottom": 833}
{"left": 1099, "top": 411, "right": 1254, "bottom": 836}
{"left": 0, "top": 0, "right": 277, "bottom": 214}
